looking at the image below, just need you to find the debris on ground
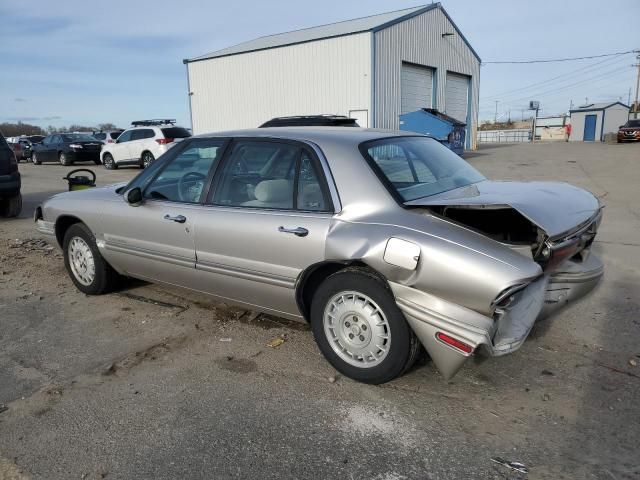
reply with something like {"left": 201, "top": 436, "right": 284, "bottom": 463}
{"left": 266, "top": 337, "right": 285, "bottom": 348}
{"left": 0, "top": 404, "right": 8, "bottom": 414}
{"left": 328, "top": 376, "right": 337, "bottom": 383}
{"left": 491, "top": 457, "right": 529, "bottom": 474}
{"left": 219, "top": 337, "right": 232, "bottom": 342}
{"left": 9, "top": 238, "right": 56, "bottom": 254}
{"left": 541, "top": 369, "right": 554, "bottom": 376}
{"left": 542, "top": 393, "right": 550, "bottom": 401}
{"left": 629, "top": 358, "right": 637, "bottom": 367}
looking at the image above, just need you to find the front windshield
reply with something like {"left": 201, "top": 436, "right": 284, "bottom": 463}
{"left": 62, "top": 134, "right": 97, "bottom": 142}
{"left": 625, "top": 120, "right": 640, "bottom": 128}
{"left": 361, "top": 136, "right": 485, "bottom": 202}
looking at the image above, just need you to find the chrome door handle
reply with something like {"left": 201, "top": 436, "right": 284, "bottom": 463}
{"left": 164, "top": 214, "right": 187, "bottom": 223}
{"left": 278, "top": 226, "right": 309, "bottom": 237}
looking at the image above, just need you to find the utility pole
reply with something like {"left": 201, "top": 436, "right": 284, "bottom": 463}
{"left": 633, "top": 52, "right": 640, "bottom": 113}
{"left": 569, "top": 99, "right": 573, "bottom": 111}
{"left": 494, "top": 101, "right": 498, "bottom": 123}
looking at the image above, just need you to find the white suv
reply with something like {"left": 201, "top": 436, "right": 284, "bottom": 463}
{"left": 100, "top": 120, "right": 191, "bottom": 169}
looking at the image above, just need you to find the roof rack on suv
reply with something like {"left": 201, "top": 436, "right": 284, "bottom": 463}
{"left": 131, "top": 119, "right": 176, "bottom": 127}
{"left": 259, "top": 115, "right": 359, "bottom": 128}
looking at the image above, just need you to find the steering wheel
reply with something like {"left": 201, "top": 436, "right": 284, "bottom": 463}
{"left": 178, "top": 171, "right": 207, "bottom": 202}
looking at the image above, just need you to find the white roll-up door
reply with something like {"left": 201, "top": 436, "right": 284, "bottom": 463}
{"left": 401, "top": 63, "right": 433, "bottom": 114}
{"left": 445, "top": 72, "right": 470, "bottom": 123}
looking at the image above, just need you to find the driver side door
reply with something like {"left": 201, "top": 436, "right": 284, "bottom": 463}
{"left": 99, "top": 138, "right": 228, "bottom": 287}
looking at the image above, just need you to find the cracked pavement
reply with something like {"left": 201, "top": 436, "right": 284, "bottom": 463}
{"left": 1, "top": 142, "right": 639, "bottom": 479}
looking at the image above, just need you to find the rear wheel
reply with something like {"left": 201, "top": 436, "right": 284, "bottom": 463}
{"left": 141, "top": 151, "right": 154, "bottom": 169}
{"left": 103, "top": 153, "right": 117, "bottom": 170}
{"left": 0, "top": 193, "right": 22, "bottom": 218}
{"left": 63, "top": 223, "right": 120, "bottom": 295}
{"left": 310, "top": 268, "right": 420, "bottom": 384}
{"left": 59, "top": 152, "right": 72, "bottom": 166}
{"left": 32, "top": 152, "right": 41, "bottom": 165}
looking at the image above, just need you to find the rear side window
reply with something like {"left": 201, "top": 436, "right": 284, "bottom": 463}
{"left": 161, "top": 127, "right": 191, "bottom": 139}
{"left": 131, "top": 129, "right": 154, "bottom": 141}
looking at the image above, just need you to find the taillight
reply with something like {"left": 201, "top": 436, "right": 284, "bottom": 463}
{"left": 436, "top": 332, "right": 473, "bottom": 354}
{"left": 107, "top": 139, "right": 114, "bottom": 143}
{"left": 9, "top": 152, "right": 18, "bottom": 173}
{"left": 155, "top": 138, "right": 174, "bottom": 145}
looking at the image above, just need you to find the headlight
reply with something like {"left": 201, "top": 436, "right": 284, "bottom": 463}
{"left": 69, "top": 143, "right": 83, "bottom": 149}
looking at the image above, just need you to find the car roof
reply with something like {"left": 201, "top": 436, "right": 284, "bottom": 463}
{"left": 194, "top": 127, "right": 426, "bottom": 146}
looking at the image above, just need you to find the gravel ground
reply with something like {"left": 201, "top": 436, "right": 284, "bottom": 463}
{"left": 0, "top": 141, "right": 639, "bottom": 480}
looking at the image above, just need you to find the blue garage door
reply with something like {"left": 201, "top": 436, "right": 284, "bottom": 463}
{"left": 583, "top": 114, "right": 597, "bottom": 141}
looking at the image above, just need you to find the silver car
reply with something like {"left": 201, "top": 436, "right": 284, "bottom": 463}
{"left": 35, "top": 128, "right": 603, "bottom": 384}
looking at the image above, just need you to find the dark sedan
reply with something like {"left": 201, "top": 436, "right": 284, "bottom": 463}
{"left": 32, "top": 133, "right": 103, "bottom": 166}
{"left": 617, "top": 119, "right": 640, "bottom": 143}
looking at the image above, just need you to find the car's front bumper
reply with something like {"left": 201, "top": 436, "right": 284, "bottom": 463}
{"left": 391, "top": 253, "right": 603, "bottom": 379}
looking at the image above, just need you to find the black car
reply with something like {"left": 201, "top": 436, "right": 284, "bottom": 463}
{"left": 0, "top": 132, "right": 22, "bottom": 217}
{"left": 32, "top": 133, "right": 102, "bottom": 166}
{"left": 259, "top": 115, "right": 359, "bottom": 128}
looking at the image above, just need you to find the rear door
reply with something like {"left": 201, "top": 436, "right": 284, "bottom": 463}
{"left": 129, "top": 128, "right": 155, "bottom": 160}
{"left": 192, "top": 138, "right": 334, "bottom": 317}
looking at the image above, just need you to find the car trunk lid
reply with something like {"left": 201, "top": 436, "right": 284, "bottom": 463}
{"left": 404, "top": 180, "right": 600, "bottom": 239}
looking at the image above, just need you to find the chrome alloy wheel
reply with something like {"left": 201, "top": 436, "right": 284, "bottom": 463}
{"left": 68, "top": 236, "right": 95, "bottom": 286}
{"left": 323, "top": 291, "right": 391, "bottom": 368}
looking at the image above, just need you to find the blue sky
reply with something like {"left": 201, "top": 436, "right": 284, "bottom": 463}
{"left": 1, "top": 0, "right": 637, "bottom": 129}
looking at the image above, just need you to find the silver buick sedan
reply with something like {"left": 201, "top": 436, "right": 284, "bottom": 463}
{"left": 35, "top": 128, "right": 603, "bottom": 384}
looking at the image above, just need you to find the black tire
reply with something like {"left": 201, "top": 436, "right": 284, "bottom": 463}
{"left": 141, "top": 151, "right": 154, "bottom": 169}
{"left": 59, "top": 152, "right": 72, "bottom": 166}
{"left": 0, "top": 193, "right": 22, "bottom": 218}
{"left": 32, "top": 152, "right": 41, "bottom": 165}
{"left": 63, "top": 223, "right": 120, "bottom": 295}
{"left": 103, "top": 153, "right": 117, "bottom": 170}
{"left": 310, "top": 268, "right": 419, "bottom": 384}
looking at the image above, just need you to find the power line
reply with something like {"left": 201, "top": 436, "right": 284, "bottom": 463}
{"left": 482, "top": 49, "right": 637, "bottom": 64}
{"left": 480, "top": 54, "right": 632, "bottom": 102}
{"left": 492, "top": 66, "right": 633, "bottom": 111}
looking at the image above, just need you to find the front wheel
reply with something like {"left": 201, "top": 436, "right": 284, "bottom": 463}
{"left": 141, "top": 151, "right": 154, "bottom": 169}
{"left": 63, "top": 223, "right": 120, "bottom": 295}
{"left": 32, "top": 152, "right": 41, "bottom": 165}
{"left": 310, "top": 268, "right": 420, "bottom": 384}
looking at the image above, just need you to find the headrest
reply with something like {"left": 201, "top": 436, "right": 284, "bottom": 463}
{"left": 254, "top": 179, "right": 292, "bottom": 203}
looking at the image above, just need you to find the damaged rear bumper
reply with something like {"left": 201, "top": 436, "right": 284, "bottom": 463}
{"left": 391, "top": 253, "right": 603, "bottom": 379}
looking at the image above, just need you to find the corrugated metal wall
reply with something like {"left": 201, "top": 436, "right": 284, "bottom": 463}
{"left": 187, "top": 33, "right": 371, "bottom": 134}
{"left": 374, "top": 8, "right": 480, "bottom": 149}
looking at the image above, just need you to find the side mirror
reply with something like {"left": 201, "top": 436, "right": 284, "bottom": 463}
{"left": 124, "top": 187, "right": 143, "bottom": 206}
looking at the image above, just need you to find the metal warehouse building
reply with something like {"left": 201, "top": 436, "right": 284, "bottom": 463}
{"left": 184, "top": 3, "right": 481, "bottom": 149}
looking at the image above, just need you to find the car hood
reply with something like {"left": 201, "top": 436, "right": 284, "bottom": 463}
{"left": 404, "top": 180, "right": 600, "bottom": 239}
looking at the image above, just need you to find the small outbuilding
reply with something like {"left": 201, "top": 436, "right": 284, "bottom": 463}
{"left": 184, "top": 3, "right": 481, "bottom": 149}
{"left": 569, "top": 102, "right": 630, "bottom": 142}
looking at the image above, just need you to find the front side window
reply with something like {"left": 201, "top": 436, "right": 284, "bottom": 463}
{"left": 117, "top": 130, "right": 133, "bottom": 143}
{"left": 361, "top": 136, "right": 485, "bottom": 202}
{"left": 144, "top": 139, "right": 225, "bottom": 203}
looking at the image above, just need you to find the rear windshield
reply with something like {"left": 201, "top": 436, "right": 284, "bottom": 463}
{"left": 625, "top": 120, "right": 640, "bottom": 128}
{"left": 62, "top": 134, "right": 97, "bottom": 142}
{"left": 360, "top": 136, "right": 485, "bottom": 202}
{"left": 161, "top": 127, "right": 191, "bottom": 139}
